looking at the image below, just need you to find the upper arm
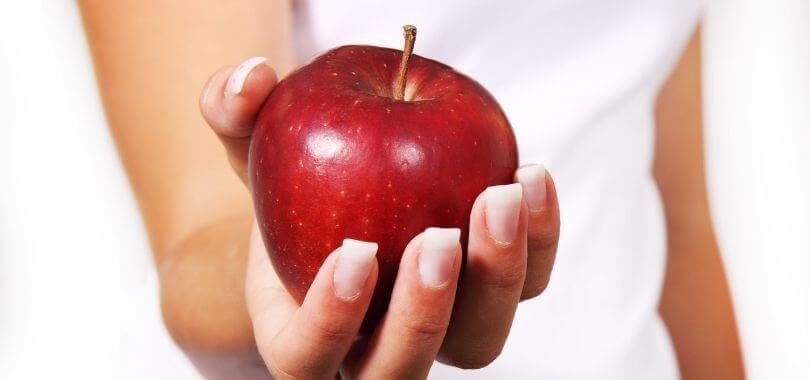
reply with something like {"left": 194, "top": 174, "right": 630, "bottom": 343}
{"left": 653, "top": 26, "right": 711, "bottom": 234}
{"left": 78, "top": 0, "right": 294, "bottom": 258}
{"left": 654, "top": 26, "right": 745, "bottom": 379}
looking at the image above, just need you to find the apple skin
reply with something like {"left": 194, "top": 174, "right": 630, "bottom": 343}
{"left": 249, "top": 45, "right": 518, "bottom": 329}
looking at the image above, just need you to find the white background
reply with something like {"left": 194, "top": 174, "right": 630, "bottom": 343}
{"left": 704, "top": 0, "right": 810, "bottom": 378}
{"left": 0, "top": 1, "right": 807, "bottom": 379}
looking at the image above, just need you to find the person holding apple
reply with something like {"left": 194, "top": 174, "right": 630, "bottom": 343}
{"left": 79, "top": 0, "right": 744, "bottom": 379}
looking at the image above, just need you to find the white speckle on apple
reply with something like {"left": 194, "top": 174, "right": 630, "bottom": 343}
{"left": 351, "top": 71, "right": 356, "bottom": 75}
{"left": 332, "top": 72, "right": 338, "bottom": 76}
{"left": 383, "top": 63, "right": 387, "bottom": 68}
{"left": 385, "top": 108, "right": 391, "bottom": 114}
{"left": 340, "top": 190, "right": 346, "bottom": 197}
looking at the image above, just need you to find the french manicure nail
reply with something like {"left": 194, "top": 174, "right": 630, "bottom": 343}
{"left": 418, "top": 227, "right": 460, "bottom": 287}
{"left": 485, "top": 183, "right": 523, "bottom": 245}
{"left": 515, "top": 164, "right": 547, "bottom": 212}
{"left": 333, "top": 239, "right": 378, "bottom": 300}
{"left": 225, "top": 56, "right": 267, "bottom": 97}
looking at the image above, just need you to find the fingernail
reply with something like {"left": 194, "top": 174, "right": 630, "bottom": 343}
{"left": 333, "top": 239, "right": 378, "bottom": 300}
{"left": 485, "top": 183, "right": 523, "bottom": 245}
{"left": 225, "top": 56, "right": 267, "bottom": 97}
{"left": 515, "top": 164, "right": 547, "bottom": 212}
{"left": 418, "top": 228, "right": 460, "bottom": 287}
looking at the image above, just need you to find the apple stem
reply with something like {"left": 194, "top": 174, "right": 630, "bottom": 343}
{"left": 394, "top": 25, "right": 417, "bottom": 101}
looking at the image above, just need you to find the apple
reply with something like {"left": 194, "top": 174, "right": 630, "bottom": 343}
{"left": 249, "top": 26, "right": 518, "bottom": 328}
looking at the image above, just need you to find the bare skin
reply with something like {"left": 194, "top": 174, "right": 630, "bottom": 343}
{"left": 654, "top": 29, "right": 745, "bottom": 380}
{"left": 78, "top": 1, "right": 743, "bottom": 378}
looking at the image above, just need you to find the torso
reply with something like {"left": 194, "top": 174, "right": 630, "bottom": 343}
{"left": 293, "top": 1, "right": 703, "bottom": 378}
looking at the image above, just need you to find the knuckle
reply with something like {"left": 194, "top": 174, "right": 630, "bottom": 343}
{"left": 307, "top": 313, "right": 356, "bottom": 343}
{"left": 265, "top": 352, "right": 307, "bottom": 380}
{"left": 400, "top": 315, "right": 448, "bottom": 342}
{"left": 527, "top": 230, "right": 559, "bottom": 254}
{"left": 479, "top": 266, "right": 526, "bottom": 292}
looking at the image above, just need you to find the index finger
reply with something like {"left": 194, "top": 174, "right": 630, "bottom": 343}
{"left": 252, "top": 239, "right": 379, "bottom": 379}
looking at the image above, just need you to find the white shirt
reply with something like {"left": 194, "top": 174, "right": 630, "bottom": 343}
{"left": 0, "top": 1, "right": 703, "bottom": 379}
{"left": 293, "top": 1, "right": 703, "bottom": 378}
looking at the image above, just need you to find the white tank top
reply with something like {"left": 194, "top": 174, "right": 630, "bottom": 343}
{"left": 293, "top": 1, "right": 703, "bottom": 378}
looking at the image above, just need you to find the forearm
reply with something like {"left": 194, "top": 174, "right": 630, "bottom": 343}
{"left": 78, "top": 1, "right": 292, "bottom": 375}
{"left": 77, "top": 0, "right": 293, "bottom": 256}
{"left": 659, "top": 227, "right": 744, "bottom": 379}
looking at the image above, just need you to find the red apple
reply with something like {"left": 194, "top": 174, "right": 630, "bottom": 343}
{"left": 249, "top": 26, "right": 518, "bottom": 328}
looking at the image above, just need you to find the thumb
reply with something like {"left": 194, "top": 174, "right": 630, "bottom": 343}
{"left": 199, "top": 57, "right": 278, "bottom": 183}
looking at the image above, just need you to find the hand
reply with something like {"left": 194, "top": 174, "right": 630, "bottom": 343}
{"left": 200, "top": 57, "right": 561, "bottom": 379}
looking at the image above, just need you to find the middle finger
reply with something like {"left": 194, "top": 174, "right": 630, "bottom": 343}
{"left": 438, "top": 183, "right": 528, "bottom": 369}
